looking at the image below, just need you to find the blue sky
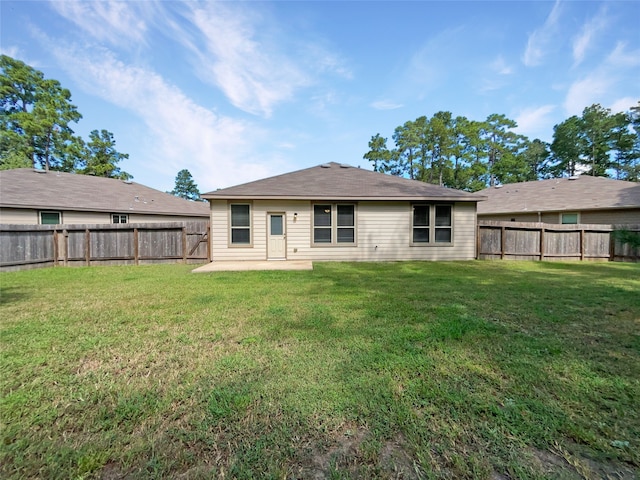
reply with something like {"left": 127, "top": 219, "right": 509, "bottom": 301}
{"left": 2, "top": 1, "right": 639, "bottom": 193}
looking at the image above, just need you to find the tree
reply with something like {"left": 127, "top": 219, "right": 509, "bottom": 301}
{"left": 482, "top": 114, "right": 523, "bottom": 187}
{"left": 550, "top": 103, "right": 638, "bottom": 179}
{"left": 1, "top": 55, "right": 82, "bottom": 170}
{"left": 170, "top": 169, "right": 202, "bottom": 201}
{"left": 611, "top": 102, "right": 639, "bottom": 181}
{"left": 363, "top": 134, "right": 393, "bottom": 172}
{"left": 81, "top": 129, "right": 132, "bottom": 179}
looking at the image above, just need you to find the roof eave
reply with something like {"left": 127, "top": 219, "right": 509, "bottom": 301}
{"left": 202, "top": 194, "right": 482, "bottom": 202}
{"left": 0, "top": 204, "right": 209, "bottom": 217}
{"left": 478, "top": 205, "right": 640, "bottom": 215}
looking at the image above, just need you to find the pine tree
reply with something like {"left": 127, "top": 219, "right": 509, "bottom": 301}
{"left": 170, "top": 169, "right": 202, "bottom": 201}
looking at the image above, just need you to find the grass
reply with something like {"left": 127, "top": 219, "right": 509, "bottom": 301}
{"left": 1, "top": 261, "right": 639, "bottom": 479}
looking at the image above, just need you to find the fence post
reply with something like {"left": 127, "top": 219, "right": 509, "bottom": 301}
{"left": 580, "top": 229, "right": 585, "bottom": 261}
{"left": 85, "top": 228, "right": 90, "bottom": 266}
{"left": 133, "top": 228, "right": 139, "bottom": 265}
{"left": 500, "top": 226, "right": 506, "bottom": 259}
{"left": 53, "top": 229, "right": 59, "bottom": 267}
{"left": 207, "top": 223, "right": 211, "bottom": 262}
{"left": 63, "top": 229, "right": 68, "bottom": 266}
{"left": 539, "top": 227, "right": 545, "bottom": 261}
{"left": 182, "top": 226, "right": 187, "bottom": 263}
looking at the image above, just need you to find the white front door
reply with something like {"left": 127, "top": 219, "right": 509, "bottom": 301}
{"left": 267, "top": 213, "right": 286, "bottom": 259}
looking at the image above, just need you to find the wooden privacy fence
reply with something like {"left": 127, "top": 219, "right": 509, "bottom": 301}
{"left": 477, "top": 221, "right": 640, "bottom": 262}
{"left": 1, "top": 221, "right": 210, "bottom": 272}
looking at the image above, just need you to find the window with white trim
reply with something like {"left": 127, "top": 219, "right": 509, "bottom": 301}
{"left": 230, "top": 204, "right": 251, "bottom": 245}
{"left": 411, "top": 204, "right": 453, "bottom": 244}
{"left": 40, "top": 211, "right": 61, "bottom": 225}
{"left": 312, "top": 204, "right": 356, "bottom": 245}
{"left": 112, "top": 214, "right": 128, "bottom": 224}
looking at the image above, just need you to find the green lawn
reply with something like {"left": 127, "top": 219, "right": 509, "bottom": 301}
{"left": 1, "top": 261, "right": 638, "bottom": 479}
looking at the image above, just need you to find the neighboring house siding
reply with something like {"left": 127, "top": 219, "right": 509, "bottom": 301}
{"left": 210, "top": 200, "right": 477, "bottom": 261}
{"left": 0, "top": 207, "right": 208, "bottom": 225}
{"left": 0, "top": 208, "right": 37, "bottom": 224}
{"left": 479, "top": 208, "right": 640, "bottom": 225}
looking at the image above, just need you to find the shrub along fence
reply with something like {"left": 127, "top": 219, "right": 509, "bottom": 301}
{"left": 0, "top": 221, "right": 210, "bottom": 272}
{"left": 477, "top": 221, "right": 640, "bottom": 262}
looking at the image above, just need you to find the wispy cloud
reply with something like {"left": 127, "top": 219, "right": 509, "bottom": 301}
{"left": 48, "top": 0, "right": 153, "bottom": 47}
{"left": 564, "top": 42, "right": 640, "bottom": 116}
{"left": 607, "top": 41, "right": 640, "bottom": 68}
{"left": 43, "top": 39, "right": 282, "bottom": 190}
{"left": 491, "top": 55, "right": 514, "bottom": 75}
{"left": 572, "top": 6, "right": 609, "bottom": 66}
{"left": 609, "top": 97, "right": 639, "bottom": 114}
{"left": 370, "top": 100, "right": 403, "bottom": 111}
{"left": 168, "top": 1, "right": 349, "bottom": 118}
{"left": 514, "top": 105, "right": 556, "bottom": 140}
{"left": 522, "top": 0, "right": 562, "bottom": 67}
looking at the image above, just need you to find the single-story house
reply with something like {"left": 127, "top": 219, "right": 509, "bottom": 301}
{"left": 476, "top": 176, "right": 640, "bottom": 225}
{"left": 0, "top": 168, "right": 210, "bottom": 225}
{"left": 202, "top": 162, "right": 484, "bottom": 262}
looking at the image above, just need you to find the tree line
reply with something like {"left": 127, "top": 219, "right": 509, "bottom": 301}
{"left": 1, "top": 55, "right": 205, "bottom": 201}
{"left": 363, "top": 103, "right": 639, "bottom": 191}
{"left": 1, "top": 55, "right": 132, "bottom": 179}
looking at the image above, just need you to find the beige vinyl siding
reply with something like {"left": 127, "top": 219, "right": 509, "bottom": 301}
{"left": 209, "top": 200, "right": 477, "bottom": 261}
{"left": 0, "top": 208, "right": 38, "bottom": 224}
{"left": 127, "top": 213, "right": 208, "bottom": 223}
{"left": 580, "top": 209, "right": 640, "bottom": 225}
{"left": 0, "top": 207, "right": 209, "bottom": 225}
{"left": 479, "top": 208, "right": 640, "bottom": 225}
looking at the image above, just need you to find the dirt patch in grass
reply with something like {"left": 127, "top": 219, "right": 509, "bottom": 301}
{"left": 529, "top": 444, "right": 638, "bottom": 480}
{"left": 379, "top": 434, "right": 422, "bottom": 479}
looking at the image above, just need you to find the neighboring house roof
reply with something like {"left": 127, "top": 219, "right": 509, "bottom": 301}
{"left": 203, "top": 162, "right": 483, "bottom": 201}
{"left": 476, "top": 176, "right": 640, "bottom": 215}
{"left": 0, "top": 168, "right": 209, "bottom": 217}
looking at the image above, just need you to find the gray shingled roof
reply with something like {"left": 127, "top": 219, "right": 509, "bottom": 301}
{"left": 476, "top": 176, "right": 640, "bottom": 214}
{"left": 0, "top": 168, "right": 210, "bottom": 217}
{"left": 203, "top": 162, "right": 482, "bottom": 201}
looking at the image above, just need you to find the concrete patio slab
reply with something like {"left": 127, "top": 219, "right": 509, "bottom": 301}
{"left": 192, "top": 260, "right": 313, "bottom": 272}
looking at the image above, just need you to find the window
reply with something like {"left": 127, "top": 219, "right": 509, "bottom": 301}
{"left": 112, "top": 214, "right": 128, "bottom": 224}
{"left": 230, "top": 204, "right": 251, "bottom": 245}
{"left": 411, "top": 204, "right": 453, "bottom": 244}
{"left": 312, "top": 203, "right": 356, "bottom": 245}
{"left": 40, "top": 211, "right": 61, "bottom": 225}
{"left": 561, "top": 213, "right": 579, "bottom": 224}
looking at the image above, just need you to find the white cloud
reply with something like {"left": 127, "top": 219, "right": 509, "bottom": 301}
{"left": 370, "top": 100, "right": 403, "bottom": 110}
{"left": 564, "top": 74, "right": 612, "bottom": 116}
{"left": 609, "top": 97, "right": 639, "bottom": 114}
{"left": 169, "top": 1, "right": 352, "bottom": 118}
{"left": 514, "top": 105, "right": 556, "bottom": 140}
{"left": 564, "top": 42, "right": 640, "bottom": 116}
{"left": 572, "top": 7, "right": 609, "bottom": 66}
{"left": 491, "top": 55, "right": 514, "bottom": 75}
{"left": 522, "top": 0, "right": 562, "bottom": 67}
{"left": 45, "top": 41, "right": 283, "bottom": 190}
{"left": 48, "top": 0, "right": 152, "bottom": 47}
{"left": 607, "top": 42, "right": 640, "bottom": 68}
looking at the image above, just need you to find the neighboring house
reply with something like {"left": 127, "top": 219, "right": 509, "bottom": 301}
{"left": 202, "top": 162, "right": 484, "bottom": 262}
{"left": 0, "top": 168, "right": 209, "bottom": 225}
{"left": 476, "top": 176, "right": 640, "bottom": 225}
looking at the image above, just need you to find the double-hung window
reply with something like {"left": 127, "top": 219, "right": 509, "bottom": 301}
{"left": 112, "top": 214, "right": 128, "bottom": 224}
{"left": 230, "top": 204, "right": 251, "bottom": 245}
{"left": 411, "top": 204, "right": 453, "bottom": 244}
{"left": 313, "top": 204, "right": 356, "bottom": 245}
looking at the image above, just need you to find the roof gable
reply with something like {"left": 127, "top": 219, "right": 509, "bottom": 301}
{"left": 203, "top": 162, "right": 481, "bottom": 201}
{"left": 0, "top": 168, "right": 209, "bottom": 217}
{"left": 476, "top": 176, "right": 640, "bottom": 214}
